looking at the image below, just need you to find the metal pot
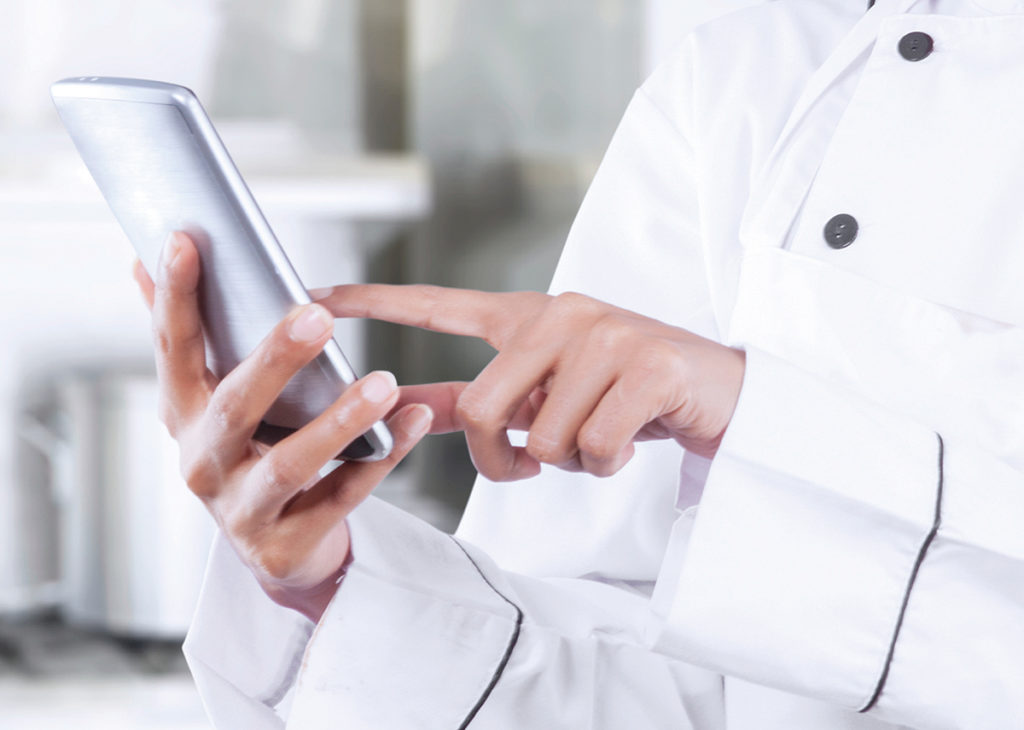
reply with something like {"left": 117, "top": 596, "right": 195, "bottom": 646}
{"left": 46, "top": 372, "right": 214, "bottom": 638}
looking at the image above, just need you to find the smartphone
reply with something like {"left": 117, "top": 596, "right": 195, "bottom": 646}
{"left": 51, "top": 77, "right": 393, "bottom": 461}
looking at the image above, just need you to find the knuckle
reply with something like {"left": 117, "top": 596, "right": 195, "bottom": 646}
{"left": 417, "top": 286, "right": 444, "bottom": 324}
{"left": 525, "top": 432, "right": 572, "bottom": 465}
{"left": 256, "top": 334, "right": 295, "bottom": 371}
{"left": 455, "top": 389, "right": 494, "bottom": 430}
{"left": 465, "top": 445, "right": 513, "bottom": 483}
{"left": 256, "top": 544, "right": 295, "bottom": 582}
{"left": 578, "top": 427, "right": 617, "bottom": 463}
{"left": 541, "top": 292, "right": 593, "bottom": 330}
{"left": 473, "top": 460, "right": 512, "bottom": 483}
{"left": 589, "top": 460, "right": 622, "bottom": 479}
{"left": 521, "top": 291, "right": 552, "bottom": 308}
{"left": 590, "top": 314, "right": 634, "bottom": 350}
{"left": 178, "top": 451, "right": 218, "bottom": 500}
{"left": 634, "top": 340, "right": 683, "bottom": 378}
{"left": 552, "top": 291, "right": 592, "bottom": 313}
{"left": 153, "top": 327, "right": 175, "bottom": 358}
{"left": 329, "top": 396, "right": 362, "bottom": 430}
{"left": 206, "top": 391, "right": 246, "bottom": 433}
{"left": 221, "top": 509, "right": 251, "bottom": 540}
{"left": 494, "top": 291, "right": 549, "bottom": 329}
{"left": 153, "top": 322, "right": 204, "bottom": 360}
{"left": 590, "top": 444, "right": 634, "bottom": 478}
{"left": 478, "top": 292, "right": 552, "bottom": 348}
{"left": 156, "top": 396, "right": 177, "bottom": 432}
{"left": 258, "top": 455, "right": 301, "bottom": 497}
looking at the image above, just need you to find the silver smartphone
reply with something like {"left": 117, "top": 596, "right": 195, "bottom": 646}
{"left": 51, "top": 77, "right": 393, "bottom": 462}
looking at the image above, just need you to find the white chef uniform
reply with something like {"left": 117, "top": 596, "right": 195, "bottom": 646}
{"left": 182, "top": 0, "right": 1024, "bottom": 728}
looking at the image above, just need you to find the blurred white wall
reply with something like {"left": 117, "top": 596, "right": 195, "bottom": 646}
{"left": 0, "top": 0, "right": 224, "bottom": 130}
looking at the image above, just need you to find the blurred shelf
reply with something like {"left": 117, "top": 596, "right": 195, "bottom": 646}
{"left": 0, "top": 125, "right": 432, "bottom": 224}
{"left": 0, "top": 155, "right": 432, "bottom": 224}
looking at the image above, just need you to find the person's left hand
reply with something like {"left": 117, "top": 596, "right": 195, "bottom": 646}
{"left": 312, "top": 285, "right": 746, "bottom": 482}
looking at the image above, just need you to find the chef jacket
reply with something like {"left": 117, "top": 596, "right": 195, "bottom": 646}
{"left": 183, "top": 0, "right": 1024, "bottom": 728}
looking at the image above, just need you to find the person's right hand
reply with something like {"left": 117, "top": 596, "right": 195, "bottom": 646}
{"left": 133, "top": 231, "right": 433, "bottom": 623}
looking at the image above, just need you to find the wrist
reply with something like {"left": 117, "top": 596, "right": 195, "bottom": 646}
{"left": 264, "top": 565, "right": 347, "bottom": 623}
{"left": 676, "top": 343, "right": 746, "bottom": 459}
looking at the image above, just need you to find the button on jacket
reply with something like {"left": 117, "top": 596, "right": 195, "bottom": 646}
{"left": 183, "top": 1, "right": 1024, "bottom": 728}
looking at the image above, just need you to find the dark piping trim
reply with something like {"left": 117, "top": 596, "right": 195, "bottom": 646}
{"left": 450, "top": 537, "right": 525, "bottom": 729}
{"left": 860, "top": 433, "right": 945, "bottom": 713}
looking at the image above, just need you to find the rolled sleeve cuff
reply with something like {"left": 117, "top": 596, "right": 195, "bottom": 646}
{"left": 286, "top": 497, "right": 522, "bottom": 730}
{"left": 184, "top": 531, "right": 314, "bottom": 728}
{"left": 652, "top": 347, "right": 943, "bottom": 710}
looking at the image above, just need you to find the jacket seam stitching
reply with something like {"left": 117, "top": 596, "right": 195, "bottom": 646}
{"left": 859, "top": 432, "right": 945, "bottom": 713}
{"left": 637, "top": 85, "right": 694, "bottom": 154}
{"left": 448, "top": 536, "right": 524, "bottom": 730}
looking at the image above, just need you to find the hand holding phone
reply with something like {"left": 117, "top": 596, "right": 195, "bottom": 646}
{"left": 131, "top": 230, "right": 432, "bottom": 623}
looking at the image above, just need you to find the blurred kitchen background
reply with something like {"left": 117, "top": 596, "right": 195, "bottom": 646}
{"left": 0, "top": 1, "right": 753, "bottom": 727}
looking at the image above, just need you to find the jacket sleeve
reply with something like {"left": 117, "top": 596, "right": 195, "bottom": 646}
{"left": 187, "top": 400, "right": 1023, "bottom": 730}
{"left": 653, "top": 345, "right": 1024, "bottom": 729}
{"left": 183, "top": 530, "right": 310, "bottom": 729}
{"left": 273, "top": 347, "right": 1024, "bottom": 730}
{"left": 281, "top": 496, "right": 728, "bottom": 730}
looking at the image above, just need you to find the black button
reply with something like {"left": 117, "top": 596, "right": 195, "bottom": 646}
{"left": 824, "top": 214, "right": 859, "bottom": 249}
{"left": 899, "top": 32, "right": 934, "bottom": 62}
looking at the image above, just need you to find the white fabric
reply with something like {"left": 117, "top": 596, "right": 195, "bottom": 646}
{"left": 184, "top": 0, "right": 1024, "bottom": 727}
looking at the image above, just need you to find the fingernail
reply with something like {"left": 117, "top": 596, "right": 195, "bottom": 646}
{"left": 307, "top": 287, "right": 333, "bottom": 301}
{"left": 361, "top": 371, "right": 397, "bottom": 403}
{"left": 404, "top": 404, "right": 433, "bottom": 436}
{"left": 289, "top": 305, "right": 333, "bottom": 342}
{"left": 161, "top": 232, "right": 182, "bottom": 270}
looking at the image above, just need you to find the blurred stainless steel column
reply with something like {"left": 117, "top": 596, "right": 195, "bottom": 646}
{"left": 404, "top": 0, "right": 645, "bottom": 517}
